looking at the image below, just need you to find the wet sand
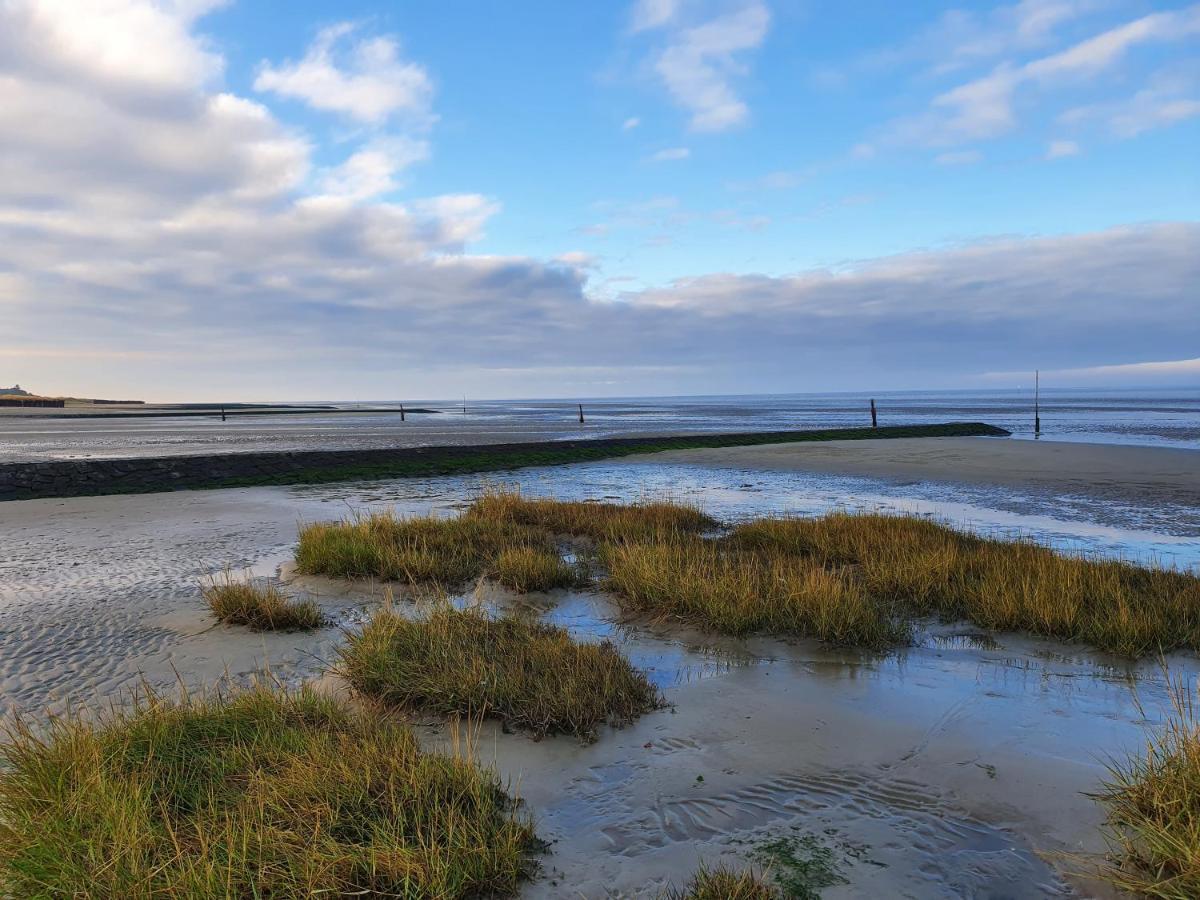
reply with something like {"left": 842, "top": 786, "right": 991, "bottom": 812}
{"left": 631, "top": 436, "right": 1200, "bottom": 508}
{"left": 2, "top": 462, "right": 1196, "bottom": 896}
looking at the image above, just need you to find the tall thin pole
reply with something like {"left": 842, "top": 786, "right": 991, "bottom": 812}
{"left": 463, "top": 395, "right": 467, "bottom": 416}
{"left": 578, "top": 403, "right": 585, "bottom": 424}
{"left": 870, "top": 398, "right": 877, "bottom": 428}
{"left": 400, "top": 403, "right": 405, "bottom": 422}
{"left": 1034, "top": 370, "right": 1041, "bottom": 437}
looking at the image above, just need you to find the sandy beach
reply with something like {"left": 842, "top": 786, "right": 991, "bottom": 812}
{"left": 3, "top": 443, "right": 1198, "bottom": 896}
{"left": 631, "top": 436, "right": 1200, "bottom": 508}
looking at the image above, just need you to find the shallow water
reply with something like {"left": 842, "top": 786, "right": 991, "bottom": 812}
{"left": 2, "top": 458, "right": 1198, "bottom": 896}
{"left": 1, "top": 388, "right": 1196, "bottom": 461}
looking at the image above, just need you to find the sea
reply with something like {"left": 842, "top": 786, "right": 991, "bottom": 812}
{"left": 0, "top": 388, "right": 1196, "bottom": 462}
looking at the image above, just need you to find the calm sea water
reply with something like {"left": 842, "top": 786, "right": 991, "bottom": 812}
{"left": 434, "top": 388, "right": 1200, "bottom": 447}
{"left": 0, "top": 388, "right": 1196, "bottom": 461}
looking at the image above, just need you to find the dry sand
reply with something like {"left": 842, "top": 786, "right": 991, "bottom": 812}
{"left": 628, "top": 436, "right": 1200, "bottom": 508}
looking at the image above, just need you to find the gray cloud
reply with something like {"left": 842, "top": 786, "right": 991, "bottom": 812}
{"left": 1, "top": 1, "right": 1196, "bottom": 399}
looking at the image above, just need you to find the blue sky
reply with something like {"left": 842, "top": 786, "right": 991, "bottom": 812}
{"left": 1, "top": 1, "right": 1197, "bottom": 399}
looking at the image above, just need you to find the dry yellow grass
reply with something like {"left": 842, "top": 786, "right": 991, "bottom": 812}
{"left": 202, "top": 575, "right": 324, "bottom": 630}
{"left": 0, "top": 685, "right": 538, "bottom": 898}
{"left": 466, "top": 489, "right": 717, "bottom": 543}
{"left": 1097, "top": 675, "right": 1200, "bottom": 898}
{"left": 603, "top": 537, "right": 907, "bottom": 648}
{"left": 298, "top": 495, "right": 1199, "bottom": 656}
{"left": 726, "top": 513, "right": 1200, "bottom": 656}
{"left": 661, "top": 864, "right": 780, "bottom": 899}
{"left": 295, "top": 509, "right": 565, "bottom": 588}
{"left": 338, "top": 603, "right": 661, "bottom": 740}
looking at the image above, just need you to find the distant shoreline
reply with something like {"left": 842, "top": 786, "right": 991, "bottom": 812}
{"left": 0, "top": 405, "right": 442, "bottom": 420}
{"left": 0, "top": 422, "right": 1005, "bottom": 501}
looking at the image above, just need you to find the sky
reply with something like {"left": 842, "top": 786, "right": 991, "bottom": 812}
{"left": 1, "top": 0, "right": 1198, "bottom": 401}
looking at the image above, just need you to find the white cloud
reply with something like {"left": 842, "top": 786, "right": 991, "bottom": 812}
{"left": 1045, "top": 138, "right": 1079, "bottom": 158}
{"left": 1062, "top": 68, "right": 1200, "bottom": 137}
{"left": 872, "top": 5, "right": 1200, "bottom": 149}
{"left": 0, "top": 0, "right": 227, "bottom": 98}
{"left": 319, "top": 137, "right": 430, "bottom": 201}
{"left": 864, "top": 0, "right": 1103, "bottom": 76}
{"left": 630, "top": 0, "right": 680, "bottom": 33}
{"left": 935, "top": 149, "right": 984, "bottom": 165}
{"left": 649, "top": 146, "right": 691, "bottom": 161}
{"left": 634, "top": 1, "right": 770, "bottom": 132}
{"left": 622, "top": 116, "right": 641, "bottom": 130}
{"left": 254, "top": 23, "right": 433, "bottom": 125}
{"left": 984, "top": 357, "right": 1200, "bottom": 382}
{"left": 554, "top": 251, "right": 599, "bottom": 270}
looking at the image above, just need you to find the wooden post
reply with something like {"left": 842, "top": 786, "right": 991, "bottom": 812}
{"left": 578, "top": 403, "right": 585, "bottom": 424}
{"left": 463, "top": 396, "right": 467, "bottom": 416}
{"left": 400, "top": 403, "right": 405, "bottom": 422}
{"left": 221, "top": 406, "right": 226, "bottom": 422}
{"left": 1034, "top": 370, "right": 1041, "bottom": 437}
{"left": 870, "top": 398, "right": 877, "bottom": 428}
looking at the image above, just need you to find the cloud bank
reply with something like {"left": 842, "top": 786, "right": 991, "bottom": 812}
{"left": 0, "top": 1, "right": 1196, "bottom": 399}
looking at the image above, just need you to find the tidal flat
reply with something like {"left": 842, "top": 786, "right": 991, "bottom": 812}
{"left": 2, "top": 449, "right": 1199, "bottom": 897}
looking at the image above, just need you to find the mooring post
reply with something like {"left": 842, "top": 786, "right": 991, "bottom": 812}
{"left": 578, "top": 403, "right": 585, "bottom": 424}
{"left": 221, "top": 406, "right": 226, "bottom": 422}
{"left": 870, "top": 398, "right": 877, "bottom": 428}
{"left": 400, "top": 403, "right": 405, "bottom": 422}
{"left": 1034, "top": 370, "right": 1041, "bottom": 437}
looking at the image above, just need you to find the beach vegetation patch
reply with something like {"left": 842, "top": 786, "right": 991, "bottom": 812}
{"left": 603, "top": 536, "right": 907, "bottom": 649}
{"left": 724, "top": 513, "right": 1200, "bottom": 657}
{"left": 203, "top": 575, "right": 324, "bottom": 630}
{"left": 661, "top": 863, "right": 780, "bottom": 898}
{"left": 1096, "top": 675, "right": 1200, "bottom": 898}
{"left": 0, "top": 684, "right": 538, "bottom": 898}
{"left": 296, "top": 509, "right": 560, "bottom": 588}
{"left": 337, "top": 603, "right": 661, "bottom": 741}
{"left": 466, "top": 490, "right": 718, "bottom": 544}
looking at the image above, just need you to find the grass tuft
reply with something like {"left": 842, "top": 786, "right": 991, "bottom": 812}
{"left": 296, "top": 509, "right": 559, "bottom": 588}
{"left": 603, "top": 537, "right": 907, "bottom": 648}
{"left": 338, "top": 604, "right": 661, "bottom": 740}
{"left": 723, "top": 513, "right": 1200, "bottom": 656}
{"left": 661, "top": 863, "right": 780, "bottom": 899}
{"left": 1096, "top": 675, "right": 1200, "bottom": 898}
{"left": 493, "top": 545, "right": 576, "bottom": 592}
{"left": 203, "top": 575, "right": 324, "bottom": 630}
{"left": 0, "top": 684, "right": 538, "bottom": 898}
{"left": 466, "top": 489, "right": 718, "bottom": 543}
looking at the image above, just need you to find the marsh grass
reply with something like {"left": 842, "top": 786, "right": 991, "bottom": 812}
{"left": 338, "top": 603, "right": 661, "bottom": 740}
{"left": 294, "top": 490, "right": 712, "bottom": 590}
{"left": 296, "top": 509, "right": 557, "bottom": 587}
{"left": 603, "top": 537, "right": 907, "bottom": 648}
{"left": 662, "top": 864, "right": 780, "bottom": 899}
{"left": 1096, "top": 675, "right": 1200, "bottom": 898}
{"left": 466, "top": 490, "right": 718, "bottom": 543}
{"left": 202, "top": 575, "right": 324, "bottom": 630}
{"left": 723, "top": 513, "right": 1200, "bottom": 656}
{"left": 0, "top": 684, "right": 538, "bottom": 898}
{"left": 494, "top": 545, "right": 576, "bottom": 592}
{"left": 298, "top": 495, "right": 1199, "bottom": 656}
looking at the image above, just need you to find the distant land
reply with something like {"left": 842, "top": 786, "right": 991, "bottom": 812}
{"left": 0, "top": 384, "right": 145, "bottom": 408}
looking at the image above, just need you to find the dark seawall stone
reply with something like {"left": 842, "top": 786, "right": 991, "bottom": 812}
{"left": 0, "top": 423, "right": 1009, "bottom": 502}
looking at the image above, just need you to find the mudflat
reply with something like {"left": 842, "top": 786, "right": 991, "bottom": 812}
{"left": 629, "top": 436, "right": 1200, "bottom": 507}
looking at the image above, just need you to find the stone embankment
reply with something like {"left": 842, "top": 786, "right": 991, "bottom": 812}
{"left": 0, "top": 423, "right": 1009, "bottom": 501}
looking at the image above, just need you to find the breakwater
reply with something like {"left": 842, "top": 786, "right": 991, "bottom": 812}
{"left": 0, "top": 423, "right": 1008, "bottom": 501}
